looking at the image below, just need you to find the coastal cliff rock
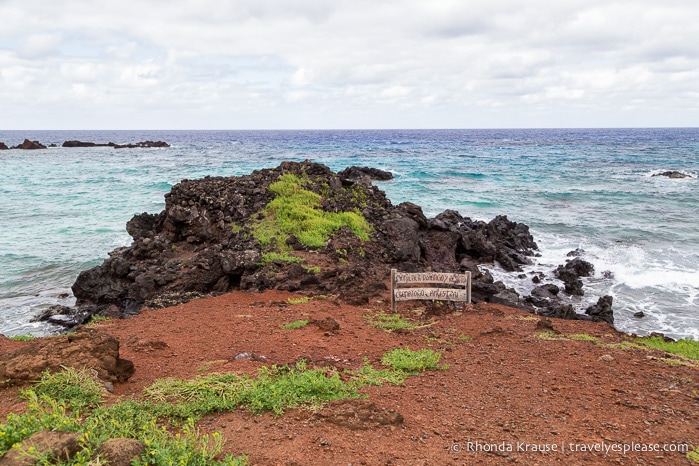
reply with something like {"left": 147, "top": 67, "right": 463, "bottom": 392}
{"left": 71, "top": 161, "right": 544, "bottom": 319}
{"left": 0, "top": 142, "right": 8, "bottom": 150}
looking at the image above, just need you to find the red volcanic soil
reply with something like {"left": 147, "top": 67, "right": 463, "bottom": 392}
{"left": 1, "top": 290, "right": 698, "bottom": 465}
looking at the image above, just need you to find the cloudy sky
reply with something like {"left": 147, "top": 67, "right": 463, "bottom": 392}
{"left": 1, "top": 0, "right": 697, "bottom": 129}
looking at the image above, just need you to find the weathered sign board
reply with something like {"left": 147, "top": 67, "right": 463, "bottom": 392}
{"left": 390, "top": 269, "right": 472, "bottom": 312}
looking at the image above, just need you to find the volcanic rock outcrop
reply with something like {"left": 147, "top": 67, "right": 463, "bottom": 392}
{"left": 68, "top": 161, "right": 611, "bottom": 325}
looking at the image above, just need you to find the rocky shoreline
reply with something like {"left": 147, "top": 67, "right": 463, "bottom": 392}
{"left": 0, "top": 139, "right": 169, "bottom": 150}
{"left": 38, "top": 161, "right": 614, "bottom": 330}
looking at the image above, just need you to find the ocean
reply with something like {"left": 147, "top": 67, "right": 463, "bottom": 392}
{"left": 0, "top": 129, "right": 697, "bottom": 340}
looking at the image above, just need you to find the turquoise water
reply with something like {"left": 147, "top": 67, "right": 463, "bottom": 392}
{"left": 1, "top": 129, "right": 698, "bottom": 339}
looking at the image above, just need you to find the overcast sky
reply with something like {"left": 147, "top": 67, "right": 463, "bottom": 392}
{"left": 1, "top": 0, "right": 698, "bottom": 129}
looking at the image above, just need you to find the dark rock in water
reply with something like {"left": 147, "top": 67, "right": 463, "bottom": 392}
{"left": 554, "top": 257, "right": 594, "bottom": 296}
{"left": 31, "top": 305, "right": 91, "bottom": 329}
{"left": 0, "top": 142, "right": 9, "bottom": 150}
{"left": 531, "top": 284, "right": 560, "bottom": 299}
{"left": 0, "top": 328, "right": 134, "bottom": 386}
{"left": 113, "top": 140, "right": 170, "bottom": 149}
{"left": 62, "top": 140, "right": 115, "bottom": 147}
{"left": 13, "top": 138, "right": 47, "bottom": 149}
{"left": 567, "top": 248, "right": 585, "bottom": 257}
{"left": 338, "top": 166, "right": 393, "bottom": 180}
{"left": 649, "top": 332, "right": 675, "bottom": 342}
{"left": 539, "top": 303, "right": 583, "bottom": 321}
{"left": 633, "top": 311, "right": 645, "bottom": 318}
{"left": 652, "top": 171, "right": 693, "bottom": 179}
{"left": 585, "top": 295, "right": 614, "bottom": 325}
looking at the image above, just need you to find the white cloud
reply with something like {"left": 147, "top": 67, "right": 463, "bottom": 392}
{"left": 0, "top": 0, "right": 697, "bottom": 128}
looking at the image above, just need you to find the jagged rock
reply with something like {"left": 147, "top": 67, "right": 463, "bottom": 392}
{"left": 0, "top": 329, "right": 134, "bottom": 386}
{"left": 531, "top": 284, "right": 560, "bottom": 299}
{"left": 554, "top": 258, "right": 594, "bottom": 296}
{"left": 585, "top": 295, "right": 614, "bottom": 325}
{"left": 0, "top": 431, "right": 80, "bottom": 465}
{"left": 652, "top": 171, "right": 693, "bottom": 179}
{"left": 93, "top": 438, "right": 146, "bottom": 465}
{"left": 338, "top": 166, "right": 393, "bottom": 180}
{"left": 13, "top": 139, "right": 46, "bottom": 150}
{"left": 0, "top": 142, "right": 8, "bottom": 150}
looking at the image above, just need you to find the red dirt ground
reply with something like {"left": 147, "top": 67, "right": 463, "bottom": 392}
{"left": 2, "top": 290, "right": 698, "bottom": 465}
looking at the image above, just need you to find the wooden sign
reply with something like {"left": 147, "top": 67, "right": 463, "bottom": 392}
{"left": 390, "top": 269, "right": 471, "bottom": 312}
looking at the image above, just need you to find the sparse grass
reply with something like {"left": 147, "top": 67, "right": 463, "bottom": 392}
{"left": 146, "top": 361, "right": 358, "bottom": 416}
{"left": 29, "top": 367, "right": 105, "bottom": 410}
{"left": 281, "top": 320, "right": 309, "bottom": 330}
{"left": 568, "top": 334, "right": 601, "bottom": 343}
{"left": 635, "top": 336, "right": 699, "bottom": 361}
{"left": 0, "top": 367, "right": 245, "bottom": 465}
{"left": 457, "top": 334, "right": 472, "bottom": 341}
{"left": 259, "top": 251, "right": 304, "bottom": 266}
{"left": 367, "top": 313, "right": 419, "bottom": 332}
{"left": 251, "top": 173, "right": 371, "bottom": 250}
{"left": 0, "top": 345, "right": 447, "bottom": 464}
{"left": 287, "top": 296, "right": 311, "bottom": 305}
{"left": 381, "top": 348, "right": 444, "bottom": 373}
{"left": 534, "top": 331, "right": 566, "bottom": 341}
{"left": 688, "top": 445, "right": 699, "bottom": 463}
{"left": 302, "top": 265, "right": 321, "bottom": 274}
{"left": 8, "top": 334, "right": 36, "bottom": 341}
{"left": 85, "top": 315, "right": 111, "bottom": 328}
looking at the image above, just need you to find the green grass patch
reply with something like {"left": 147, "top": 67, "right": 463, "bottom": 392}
{"left": 281, "top": 320, "right": 309, "bottom": 329}
{"left": 29, "top": 367, "right": 105, "bottom": 411}
{"left": 688, "top": 445, "right": 699, "bottom": 463}
{"left": 635, "top": 336, "right": 699, "bottom": 361}
{"left": 381, "top": 348, "right": 444, "bottom": 373}
{"left": 568, "top": 334, "right": 601, "bottom": 343}
{"left": 251, "top": 173, "right": 371, "bottom": 249}
{"left": 367, "top": 313, "right": 419, "bottom": 332}
{"left": 259, "top": 251, "right": 304, "bottom": 266}
{"left": 0, "top": 348, "right": 446, "bottom": 464}
{"left": 146, "top": 361, "right": 358, "bottom": 416}
{"left": 534, "top": 331, "right": 566, "bottom": 341}
{"left": 287, "top": 296, "right": 311, "bottom": 304}
{"left": 302, "top": 265, "right": 321, "bottom": 274}
{"left": 0, "top": 369, "right": 244, "bottom": 465}
{"left": 7, "top": 334, "right": 36, "bottom": 341}
{"left": 457, "top": 334, "right": 472, "bottom": 341}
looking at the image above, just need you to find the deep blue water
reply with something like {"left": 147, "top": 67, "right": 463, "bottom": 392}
{"left": 1, "top": 129, "right": 698, "bottom": 339}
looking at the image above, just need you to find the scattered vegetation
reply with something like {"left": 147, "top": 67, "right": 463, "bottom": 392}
{"left": 381, "top": 347, "right": 445, "bottom": 373}
{"left": 259, "top": 251, "right": 304, "bottom": 266}
{"left": 457, "top": 334, "right": 472, "bottom": 341}
{"left": 0, "top": 346, "right": 445, "bottom": 463}
{"left": 302, "top": 265, "right": 321, "bottom": 274}
{"left": 0, "top": 368, "right": 245, "bottom": 464}
{"left": 85, "top": 314, "right": 111, "bottom": 328}
{"left": 635, "top": 336, "right": 699, "bottom": 361}
{"left": 688, "top": 445, "right": 699, "bottom": 463}
{"left": 367, "top": 313, "right": 419, "bottom": 332}
{"left": 287, "top": 296, "right": 311, "bottom": 304}
{"left": 568, "top": 334, "right": 601, "bottom": 343}
{"left": 7, "top": 334, "right": 36, "bottom": 342}
{"left": 29, "top": 367, "right": 104, "bottom": 411}
{"left": 251, "top": 173, "right": 371, "bottom": 250}
{"left": 281, "top": 320, "right": 309, "bottom": 330}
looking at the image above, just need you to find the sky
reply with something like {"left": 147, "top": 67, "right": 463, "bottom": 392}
{"left": 1, "top": 0, "right": 698, "bottom": 129}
